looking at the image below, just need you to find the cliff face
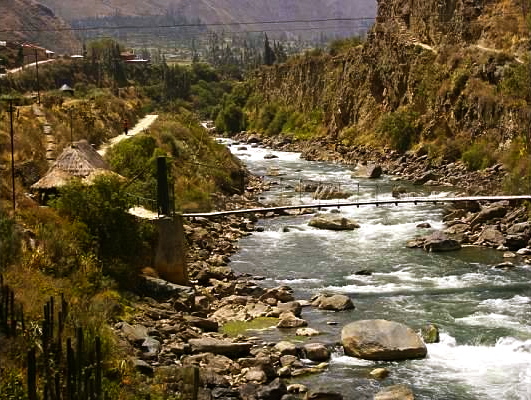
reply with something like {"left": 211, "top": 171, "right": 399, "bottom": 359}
{"left": 248, "top": 0, "right": 529, "bottom": 159}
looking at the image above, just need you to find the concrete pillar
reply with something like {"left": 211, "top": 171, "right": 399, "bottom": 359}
{"left": 154, "top": 215, "right": 188, "bottom": 285}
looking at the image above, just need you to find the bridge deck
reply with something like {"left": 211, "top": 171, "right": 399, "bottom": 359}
{"left": 181, "top": 195, "right": 531, "bottom": 218}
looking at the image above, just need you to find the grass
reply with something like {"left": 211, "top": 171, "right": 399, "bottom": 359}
{"left": 220, "top": 317, "right": 279, "bottom": 336}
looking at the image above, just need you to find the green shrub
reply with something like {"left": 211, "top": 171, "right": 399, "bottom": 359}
{"left": 461, "top": 140, "right": 497, "bottom": 171}
{"left": 215, "top": 102, "right": 245, "bottom": 133}
{"left": 51, "top": 176, "right": 150, "bottom": 285}
{"left": 377, "top": 110, "right": 420, "bottom": 152}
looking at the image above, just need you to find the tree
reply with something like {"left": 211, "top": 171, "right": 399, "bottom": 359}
{"left": 264, "top": 34, "right": 276, "bottom": 66}
{"left": 52, "top": 176, "right": 151, "bottom": 283}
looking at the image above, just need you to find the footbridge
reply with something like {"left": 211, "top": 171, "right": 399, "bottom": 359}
{"left": 181, "top": 195, "right": 531, "bottom": 218}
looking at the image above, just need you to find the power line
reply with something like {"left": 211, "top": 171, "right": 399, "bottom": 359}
{"left": 0, "top": 17, "right": 376, "bottom": 34}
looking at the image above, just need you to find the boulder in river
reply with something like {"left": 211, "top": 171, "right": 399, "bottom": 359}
{"left": 352, "top": 163, "right": 382, "bottom": 179}
{"left": 341, "top": 319, "right": 427, "bottom": 361}
{"left": 312, "top": 293, "right": 355, "bottom": 311}
{"left": 374, "top": 384, "right": 415, "bottom": 400}
{"left": 308, "top": 213, "right": 360, "bottom": 231}
{"left": 407, "top": 230, "right": 461, "bottom": 252}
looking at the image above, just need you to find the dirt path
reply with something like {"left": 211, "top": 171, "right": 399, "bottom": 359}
{"left": 97, "top": 114, "right": 159, "bottom": 156}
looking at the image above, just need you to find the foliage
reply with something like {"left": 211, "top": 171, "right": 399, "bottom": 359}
{"left": 50, "top": 176, "right": 151, "bottom": 284}
{"left": 0, "top": 369, "right": 28, "bottom": 400}
{"left": 0, "top": 212, "right": 20, "bottom": 271}
{"left": 377, "top": 109, "right": 420, "bottom": 152}
{"left": 328, "top": 36, "right": 364, "bottom": 56}
{"left": 215, "top": 102, "right": 246, "bottom": 133}
{"left": 461, "top": 139, "right": 497, "bottom": 171}
{"left": 502, "top": 136, "right": 531, "bottom": 193}
{"left": 497, "top": 62, "right": 530, "bottom": 101}
{"left": 106, "top": 133, "right": 161, "bottom": 204}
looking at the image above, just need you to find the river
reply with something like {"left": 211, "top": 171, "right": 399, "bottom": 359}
{"left": 221, "top": 139, "right": 531, "bottom": 400}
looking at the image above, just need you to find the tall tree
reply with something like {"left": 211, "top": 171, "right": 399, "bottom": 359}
{"left": 263, "top": 34, "right": 276, "bottom": 66}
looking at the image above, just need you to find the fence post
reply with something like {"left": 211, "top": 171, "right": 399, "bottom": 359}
{"left": 28, "top": 348, "right": 37, "bottom": 400}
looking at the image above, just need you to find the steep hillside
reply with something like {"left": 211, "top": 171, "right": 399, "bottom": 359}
{"left": 37, "top": 0, "right": 376, "bottom": 38}
{"left": 244, "top": 0, "right": 530, "bottom": 179}
{"left": 0, "top": 0, "right": 80, "bottom": 53}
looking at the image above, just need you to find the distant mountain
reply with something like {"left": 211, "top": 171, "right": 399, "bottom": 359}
{"left": 0, "top": 0, "right": 80, "bottom": 53}
{"left": 38, "top": 0, "right": 377, "bottom": 39}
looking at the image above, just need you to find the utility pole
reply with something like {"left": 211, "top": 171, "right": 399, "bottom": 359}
{"left": 8, "top": 99, "right": 16, "bottom": 211}
{"left": 68, "top": 108, "right": 73, "bottom": 144}
{"left": 34, "top": 48, "right": 40, "bottom": 105}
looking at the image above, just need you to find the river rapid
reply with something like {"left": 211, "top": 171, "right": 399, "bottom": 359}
{"left": 221, "top": 139, "right": 531, "bottom": 400}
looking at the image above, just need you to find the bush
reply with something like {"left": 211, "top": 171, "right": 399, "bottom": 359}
{"left": 215, "top": 102, "right": 245, "bottom": 133}
{"left": 51, "top": 176, "right": 151, "bottom": 285}
{"left": 461, "top": 140, "right": 497, "bottom": 171}
{"left": 377, "top": 110, "right": 420, "bottom": 152}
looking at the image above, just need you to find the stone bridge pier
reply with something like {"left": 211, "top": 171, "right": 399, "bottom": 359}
{"left": 154, "top": 215, "right": 188, "bottom": 285}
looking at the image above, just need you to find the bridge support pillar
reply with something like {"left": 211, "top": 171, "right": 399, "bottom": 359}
{"left": 154, "top": 215, "right": 188, "bottom": 285}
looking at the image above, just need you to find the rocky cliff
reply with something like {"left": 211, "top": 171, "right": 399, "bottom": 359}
{"left": 247, "top": 0, "right": 529, "bottom": 167}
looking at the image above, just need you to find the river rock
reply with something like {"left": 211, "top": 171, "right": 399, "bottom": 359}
{"left": 374, "top": 384, "right": 415, "bottom": 400}
{"left": 312, "top": 293, "right": 355, "bottom": 311}
{"left": 183, "top": 316, "right": 219, "bottom": 332}
{"left": 137, "top": 276, "right": 195, "bottom": 304}
{"left": 116, "top": 322, "right": 149, "bottom": 345}
{"left": 341, "top": 319, "right": 427, "bottom": 361}
{"left": 420, "top": 323, "right": 440, "bottom": 343}
{"left": 277, "top": 312, "right": 308, "bottom": 328}
{"left": 470, "top": 204, "right": 508, "bottom": 227}
{"left": 260, "top": 286, "right": 295, "bottom": 304}
{"left": 313, "top": 185, "right": 352, "bottom": 200}
{"left": 408, "top": 231, "right": 461, "bottom": 252}
{"left": 274, "top": 341, "right": 298, "bottom": 356}
{"left": 188, "top": 337, "right": 252, "bottom": 358}
{"left": 308, "top": 213, "right": 360, "bottom": 230}
{"left": 272, "top": 301, "right": 302, "bottom": 317}
{"left": 352, "top": 163, "right": 382, "bottom": 179}
{"left": 133, "top": 359, "right": 154, "bottom": 376}
{"left": 296, "top": 327, "right": 320, "bottom": 336}
{"left": 240, "top": 378, "right": 287, "bottom": 400}
{"left": 370, "top": 367, "right": 390, "bottom": 379}
{"left": 475, "top": 226, "right": 505, "bottom": 248}
{"left": 304, "top": 391, "right": 343, "bottom": 400}
{"left": 303, "top": 343, "right": 331, "bottom": 362}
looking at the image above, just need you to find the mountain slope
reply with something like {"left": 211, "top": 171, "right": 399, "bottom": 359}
{"left": 37, "top": 0, "right": 377, "bottom": 38}
{"left": 0, "top": 0, "right": 80, "bottom": 53}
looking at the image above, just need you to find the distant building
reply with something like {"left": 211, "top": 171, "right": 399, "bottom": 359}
{"left": 22, "top": 43, "right": 55, "bottom": 64}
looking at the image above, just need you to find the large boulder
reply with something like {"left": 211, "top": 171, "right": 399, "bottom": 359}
{"left": 308, "top": 213, "right": 360, "bottom": 231}
{"left": 188, "top": 337, "right": 252, "bottom": 358}
{"left": 407, "top": 231, "right": 461, "bottom": 252}
{"left": 475, "top": 226, "right": 505, "bottom": 248}
{"left": 341, "top": 319, "right": 427, "bottom": 361}
{"left": 303, "top": 343, "right": 331, "bottom": 362}
{"left": 470, "top": 204, "right": 508, "bottom": 227}
{"left": 352, "top": 163, "right": 382, "bottom": 179}
{"left": 312, "top": 294, "right": 355, "bottom": 311}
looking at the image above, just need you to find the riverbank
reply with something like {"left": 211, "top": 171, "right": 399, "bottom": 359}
{"left": 119, "top": 135, "right": 531, "bottom": 400}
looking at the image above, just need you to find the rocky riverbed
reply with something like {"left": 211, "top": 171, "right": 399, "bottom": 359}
{"left": 116, "top": 136, "right": 531, "bottom": 400}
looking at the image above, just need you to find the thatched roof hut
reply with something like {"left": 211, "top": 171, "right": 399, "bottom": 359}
{"left": 31, "top": 140, "right": 120, "bottom": 191}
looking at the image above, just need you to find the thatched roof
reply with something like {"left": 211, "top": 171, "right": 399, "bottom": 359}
{"left": 31, "top": 140, "right": 119, "bottom": 190}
